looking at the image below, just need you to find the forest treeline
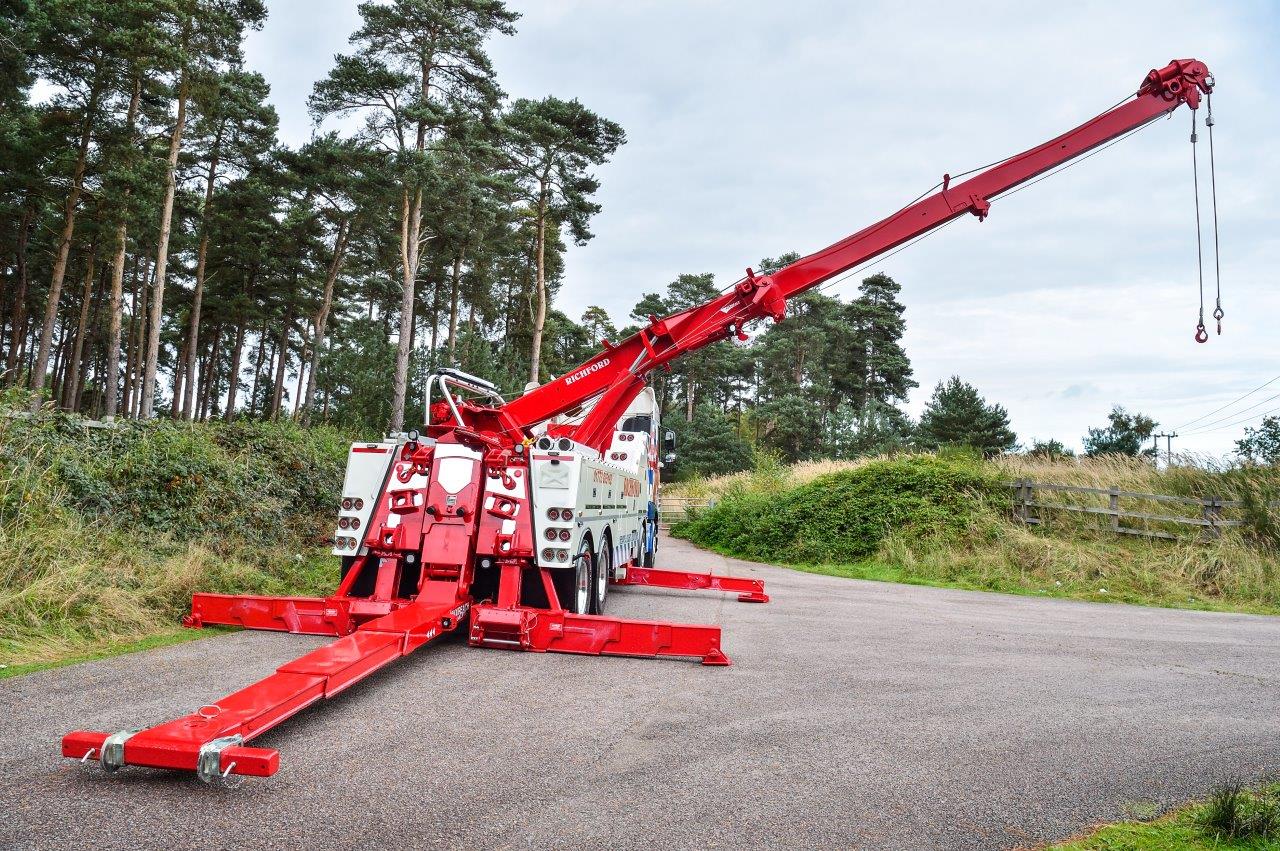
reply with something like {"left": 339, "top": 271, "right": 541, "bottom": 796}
{"left": 0, "top": 0, "right": 1027, "bottom": 477}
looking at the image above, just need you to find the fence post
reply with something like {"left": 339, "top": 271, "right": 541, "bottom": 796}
{"left": 1201, "top": 496, "right": 1223, "bottom": 540}
{"left": 1109, "top": 487, "right": 1120, "bottom": 532}
{"left": 1013, "top": 479, "right": 1024, "bottom": 522}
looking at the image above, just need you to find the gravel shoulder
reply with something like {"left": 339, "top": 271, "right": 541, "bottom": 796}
{"left": 2, "top": 534, "right": 1278, "bottom": 849}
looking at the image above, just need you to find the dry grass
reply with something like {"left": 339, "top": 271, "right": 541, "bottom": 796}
{"left": 670, "top": 452, "right": 1280, "bottom": 615}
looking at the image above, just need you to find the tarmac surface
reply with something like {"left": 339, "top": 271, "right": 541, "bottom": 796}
{"left": 2, "top": 533, "right": 1278, "bottom": 850}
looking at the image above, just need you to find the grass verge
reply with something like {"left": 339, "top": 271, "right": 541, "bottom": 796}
{"left": 0, "top": 625, "right": 234, "bottom": 680}
{"left": 1047, "top": 782, "right": 1280, "bottom": 849}
{"left": 670, "top": 453, "right": 1280, "bottom": 616}
{"left": 0, "top": 407, "right": 351, "bottom": 672}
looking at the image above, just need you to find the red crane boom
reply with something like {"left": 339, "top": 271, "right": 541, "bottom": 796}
{"left": 501, "top": 58, "right": 1212, "bottom": 452}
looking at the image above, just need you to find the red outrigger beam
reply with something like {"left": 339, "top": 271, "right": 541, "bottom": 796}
{"left": 61, "top": 565, "right": 760, "bottom": 783}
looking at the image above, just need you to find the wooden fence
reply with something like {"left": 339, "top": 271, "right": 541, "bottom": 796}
{"left": 1009, "top": 480, "right": 1250, "bottom": 540}
{"left": 658, "top": 496, "right": 715, "bottom": 524}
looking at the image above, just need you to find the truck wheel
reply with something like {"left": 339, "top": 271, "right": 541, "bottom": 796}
{"left": 570, "top": 539, "right": 594, "bottom": 615}
{"left": 592, "top": 539, "right": 611, "bottom": 615}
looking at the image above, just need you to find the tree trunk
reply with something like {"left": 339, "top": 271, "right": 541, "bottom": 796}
{"left": 103, "top": 76, "right": 141, "bottom": 418}
{"left": 269, "top": 309, "right": 291, "bottom": 419}
{"left": 4, "top": 202, "right": 34, "bottom": 386}
{"left": 123, "top": 256, "right": 146, "bottom": 417}
{"left": 528, "top": 184, "right": 549, "bottom": 385}
{"left": 75, "top": 265, "right": 106, "bottom": 412}
{"left": 141, "top": 72, "right": 189, "bottom": 418}
{"left": 182, "top": 131, "right": 222, "bottom": 420}
{"left": 390, "top": 186, "right": 424, "bottom": 433}
{"left": 197, "top": 325, "right": 221, "bottom": 420}
{"left": 249, "top": 318, "right": 268, "bottom": 414}
{"left": 446, "top": 250, "right": 464, "bottom": 363}
{"left": 224, "top": 317, "right": 245, "bottom": 421}
{"left": 301, "top": 218, "right": 349, "bottom": 424}
{"left": 61, "top": 243, "right": 97, "bottom": 409}
{"left": 29, "top": 82, "right": 101, "bottom": 404}
{"left": 171, "top": 333, "right": 189, "bottom": 419}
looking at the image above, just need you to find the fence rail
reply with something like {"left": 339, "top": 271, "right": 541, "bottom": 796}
{"left": 657, "top": 496, "right": 714, "bottom": 523}
{"left": 1009, "top": 479, "right": 1255, "bottom": 540}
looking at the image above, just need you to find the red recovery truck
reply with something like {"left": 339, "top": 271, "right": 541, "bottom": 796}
{"left": 63, "top": 59, "right": 1214, "bottom": 785}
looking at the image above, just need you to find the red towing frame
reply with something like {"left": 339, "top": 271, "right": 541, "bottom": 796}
{"left": 62, "top": 562, "right": 757, "bottom": 784}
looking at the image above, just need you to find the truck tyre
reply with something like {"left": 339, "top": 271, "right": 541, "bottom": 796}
{"left": 570, "top": 538, "right": 594, "bottom": 615}
{"left": 592, "top": 538, "right": 611, "bottom": 615}
{"left": 643, "top": 523, "right": 657, "bottom": 568}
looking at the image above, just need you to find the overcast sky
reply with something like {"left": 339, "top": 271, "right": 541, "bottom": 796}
{"left": 244, "top": 1, "right": 1279, "bottom": 457}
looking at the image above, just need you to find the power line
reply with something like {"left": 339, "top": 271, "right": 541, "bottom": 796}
{"left": 1171, "top": 373, "right": 1280, "bottom": 431}
{"left": 1179, "top": 403, "right": 1280, "bottom": 437}
{"left": 1179, "top": 388, "right": 1280, "bottom": 435}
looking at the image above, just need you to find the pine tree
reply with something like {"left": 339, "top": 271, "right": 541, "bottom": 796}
{"left": 917, "top": 376, "right": 1016, "bottom": 456}
{"left": 501, "top": 95, "right": 624, "bottom": 383}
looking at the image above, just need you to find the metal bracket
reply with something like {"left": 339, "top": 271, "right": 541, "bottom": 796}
{"left": 99, "top": 730, "right": 136, "bottom": 774}
{"left": 197, "top": 735, "right": 244, "bottom": 786}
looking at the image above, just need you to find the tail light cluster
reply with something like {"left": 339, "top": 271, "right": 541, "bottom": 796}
{"left": 618, "top": 433, "right": 637, "bottom": 442}
{"left": 540, "top": 548, "right": 570, "bottom": 562}
{"left": 335, "top": 536, "right": 360, "bottom": 550}
{"left": 545, "top": 507, "right": 573, "bottom": 522}
{"left": 340, "top": 497, "right": 365, "bottom": 511}
{"left": 609, "top": 451, "right": 629, "bottom": 461}
{"left": 544, "top": 528, "right": 571, "bottom": 541}
{"left": 338, "top": 517, "right": 361, "bottom": 530}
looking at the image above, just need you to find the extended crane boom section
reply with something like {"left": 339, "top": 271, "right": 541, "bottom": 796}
{"left": 62, "top": 59, "right": 1211, "bottom": 785}
{"left": 502, "top": 59, "right": 1212, "bottom": 452}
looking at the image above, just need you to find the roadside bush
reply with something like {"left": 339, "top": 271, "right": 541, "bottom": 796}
{"left": 0, "top": 411, "right": 354, "bottom": 665}
{"left": 676, "top": 455, "right": 1003, "bottom": 563}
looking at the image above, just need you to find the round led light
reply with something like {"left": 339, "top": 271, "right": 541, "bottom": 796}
{"left": 342, "top": 497, "right": 353, "bottom": 510}
{"left": 559, "top": 529, "right": 571, "bottom": 541}
{"left": 542, "top": 548, "right": 555, "bottom": 561}
{"left": 556, "top": 550, "right": 569, "bottom": 562}
{"left": 338, "top": 517, "right": 350, "bottom": 530}
{"left": 558, "top": 438, "right": 572, "bottom": 451}
{"left": 350, "top": 518, "right": 360, "bottom": 530}
{"left": 354, "top": 498, "right": 364, "bottom": 510}
{"left": 546, "top": 529, "right": 558, "bottom": 540}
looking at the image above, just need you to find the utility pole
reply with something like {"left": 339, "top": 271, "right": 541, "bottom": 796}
{"left": 1154, "top": 431, "right": 1177, "bottom": 468}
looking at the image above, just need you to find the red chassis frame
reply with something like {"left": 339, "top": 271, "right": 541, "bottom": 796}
{"left": 62, "top": 558, "right": 755, "bottom": 783}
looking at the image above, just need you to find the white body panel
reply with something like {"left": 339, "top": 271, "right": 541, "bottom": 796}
{"left": 332, "top": 439, "right": 400, "bottom": 557}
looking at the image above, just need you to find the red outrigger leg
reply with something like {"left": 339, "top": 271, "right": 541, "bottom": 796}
{"left": 616, "top": 566, "right": 769, "bottom": 603}
{"left": 62, "top": 588, "right": 465, "bottom": 783}
{"left": 61, "top": 564, "right": 763, "bottom": 781}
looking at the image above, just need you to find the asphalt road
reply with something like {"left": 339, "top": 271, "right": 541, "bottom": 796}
{"left": 3, "top": 534, "right": 1278, "bottom": 850}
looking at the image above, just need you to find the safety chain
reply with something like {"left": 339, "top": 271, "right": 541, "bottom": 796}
{"left": 1206, "top": 92, "right": 1223, "bottom": 334}
{"left": 1191, "top": 109, "right": 1207, "bottom": 343}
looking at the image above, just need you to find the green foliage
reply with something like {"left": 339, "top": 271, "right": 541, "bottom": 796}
{"left": 917, "top": 376, "right": 1016, "bottom": 456}
{"left": 1030, "top": 438, "right": 1076, "bottom": 459}
{"left": 676, "top": 455, "right": 1001, "bottom": 564}
{"left": 1237, "top": 416, "right": 1280, "bottom": 465}
{"left": 666, "top": 403, "right": 753, "bottom": 480}
{"left": 1084, "top": 405, "right": 1158, "bottom": 457}
{"left": 1052, "top": 782, "right": 1280, "bottom": 849}
{"left": 0, "top": 410, "right": 351, "bottom": 665}
{"left": 1198, "top": 784, "right": 1280, "bottom": 841}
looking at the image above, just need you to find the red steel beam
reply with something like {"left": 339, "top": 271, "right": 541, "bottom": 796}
{"left": 62, "top": 597, "right": 462, "bottom": 780}
{"left": 617, "top": 566, "right": 769, "bottom": 603}
{"left": 469, "top": 604, "right": 731, "bottom": 665}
